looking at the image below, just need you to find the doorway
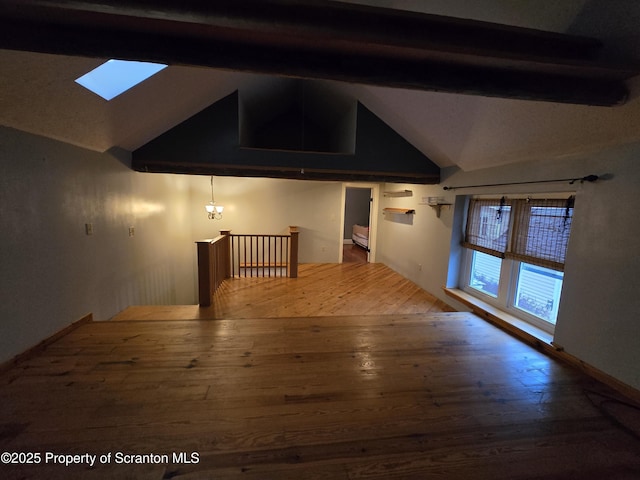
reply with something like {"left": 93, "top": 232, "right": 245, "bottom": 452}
{"left": 340, "top": 183, "right": 378, "bottom": 263}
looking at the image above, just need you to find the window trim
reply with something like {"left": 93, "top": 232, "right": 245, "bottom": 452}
{"left": 507, "top": 260, "right": 561, "bottom": 333}
{"left": 459, "top": 193, "right": 575, "bottom": 334}
{"left": 461, "top": 249, "right": 557, "bottom": 334}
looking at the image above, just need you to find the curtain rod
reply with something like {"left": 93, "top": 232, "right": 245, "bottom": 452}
{"left": 442, "top": 174, "right": 599, "bottom": 191}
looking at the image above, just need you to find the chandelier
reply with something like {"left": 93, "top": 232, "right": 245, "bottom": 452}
{"left": 205, "top": 176, "right": 224, "bottom": 220}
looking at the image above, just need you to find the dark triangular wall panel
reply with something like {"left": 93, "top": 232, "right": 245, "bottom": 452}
{"left": 132, "top": 92, "right": 240, "bottom": 169}
{"left": 132, "top": 91, "right": 439, "bottom": 184}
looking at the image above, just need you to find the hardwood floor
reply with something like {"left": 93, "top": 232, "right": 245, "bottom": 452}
{"left": 113, "top": 263, "right": 455, "bottom": 321}
{"left": 343, "top": 243, "right": 368, "bottom": 263}
{"left": 2, "top": 264, "right": 639, "bottom": 479}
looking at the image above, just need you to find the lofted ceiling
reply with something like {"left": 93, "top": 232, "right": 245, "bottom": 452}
{"left": 1, "top": 0, "right": 640, "bottom": 173}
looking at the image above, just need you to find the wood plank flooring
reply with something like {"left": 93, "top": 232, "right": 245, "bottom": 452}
{"left": 343, "top": 244, "right": 368, "bottom": 263}
{"left": 2, "top": 264, "right": 640, "bottom": 479}
{"left": 113, "top": 263, "right": 455, "bottom": 321}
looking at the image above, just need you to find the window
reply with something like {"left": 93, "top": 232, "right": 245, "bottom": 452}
{"left": 461, "top": 196, "right": 575, "bottom": 332}
{"left": 469, "top": 250, "right": 502, "bottom": 297}
{"left": 75, "top": 59, "right": 168, "bottom": 101}
{"left": 514, "top": 263, "right": 564, "bottom": 323}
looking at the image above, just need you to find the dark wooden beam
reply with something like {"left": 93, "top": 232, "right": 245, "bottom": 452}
{"left": 1, "top": 0, "right": 638, "bottom": 105}
{"left": 140, "top": 161, "right": 440, "bottom": 185}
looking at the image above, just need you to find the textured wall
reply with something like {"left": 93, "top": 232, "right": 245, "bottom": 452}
{"left": 0, "top": 127, "right": 194, "bottom": 362}
{"left": 375, "top": 184, "right": 455, "bottom": 294}
{"left": 189, "top": 176, "right": 344, "bottom": 264}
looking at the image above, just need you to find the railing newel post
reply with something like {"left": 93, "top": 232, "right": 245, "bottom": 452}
{"left": 289, "top": 226, "right": 299, "bottom": 279}
{"left": 220, "top": 230, "right": 232, "bottom": 280}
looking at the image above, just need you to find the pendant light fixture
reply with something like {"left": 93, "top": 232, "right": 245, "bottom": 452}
{"left": 205, "top": 175, "right": 224, "bottom": 220}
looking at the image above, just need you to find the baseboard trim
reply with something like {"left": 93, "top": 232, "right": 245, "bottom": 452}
{"left": 444, "top": 288, "right": 640, "bottom": 405}
{"left": 0, "top": 313, "right": 93, "bottom": 375}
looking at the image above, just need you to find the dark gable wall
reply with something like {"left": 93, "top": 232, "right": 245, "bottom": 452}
{"left": 133, "top": 90, "right": 440, "bottom": 184}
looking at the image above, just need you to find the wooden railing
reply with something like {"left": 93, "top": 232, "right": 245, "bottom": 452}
{"left": 196, "top": 227, "right": 299, "bottom": 306}
{"left": 195, "top": 232, "right": 231, "bottom": 307}
{"left": 230, "top": 228, "right": 298, "bottom": 278}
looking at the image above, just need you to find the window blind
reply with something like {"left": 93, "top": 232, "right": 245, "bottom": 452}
{"left": 462, "top": 198, "right": 512, "bottom": 258}
{"left": 506, "top": 197, "right": 574, "bottom": 271}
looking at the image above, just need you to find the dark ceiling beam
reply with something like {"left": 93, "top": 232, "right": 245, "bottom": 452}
{"left": 1, "top": 0, "right": 638, "bottom": 106}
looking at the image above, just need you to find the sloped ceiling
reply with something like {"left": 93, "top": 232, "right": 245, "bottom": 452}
{"left": 1, "top": 0, "right": 640, "bottom": 172}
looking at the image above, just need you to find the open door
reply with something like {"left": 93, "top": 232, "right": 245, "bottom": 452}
{"left": 340, "top": 183, "right": 379, "bottom": 263}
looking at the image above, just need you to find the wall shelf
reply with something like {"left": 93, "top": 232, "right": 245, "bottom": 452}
{"left": 427, "top": 203, "right": 451, "bottom": 218}
{"left": 383, "top": 207, "right": 415, "bottom": 215}
{"left": 384, "top": 190, "right": 413, "bottom": 197}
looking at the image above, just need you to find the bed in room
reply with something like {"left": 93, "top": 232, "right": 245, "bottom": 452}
{"left": 352, "top": 224, "right": 369, "bottom": 250}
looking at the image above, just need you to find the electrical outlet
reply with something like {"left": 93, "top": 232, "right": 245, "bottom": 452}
{"left": 128, "top": 226, "right": 135, "bottom": 237}
{"left": 418, "top": 263, "right": 422, "bottom": 271}
{"left": 85, "top": 223, "right": 93, "bottom": 236}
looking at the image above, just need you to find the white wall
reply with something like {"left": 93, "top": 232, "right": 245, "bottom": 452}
{"left": 0, "top": 126, "right": 347, "bottom": 364}
{"left": 189, "top": 176, "right": 344, "bottom": 263}
{"left": 0, "top": 127, "right": 194, "bottom": 362}
{"left": 376, "top": 143, "right": 640, "bottom": 390}
{"left": 375, "top": 184, "right": 457, "bottom": 294}
{"left": 553, "top": 145, "right": 640, "bottom": 391}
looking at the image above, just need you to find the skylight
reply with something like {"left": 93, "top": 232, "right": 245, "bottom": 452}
{"left": 75, "top": 59, "right": 167, "bottom": 101}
